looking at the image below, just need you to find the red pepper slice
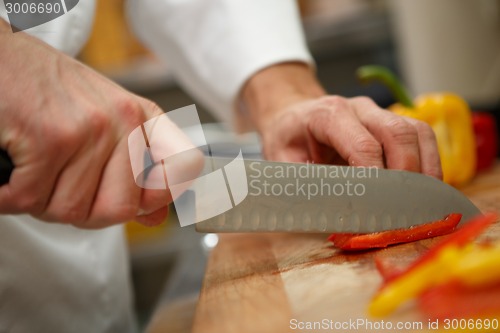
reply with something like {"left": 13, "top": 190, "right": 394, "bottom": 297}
{"left": 328, "top": 213, "right": 462, "bottom": 251}
{"left": 376, "top": 213, "right": 497, "bottom": 284}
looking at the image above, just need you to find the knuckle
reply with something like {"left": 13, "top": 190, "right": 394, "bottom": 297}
{"left": 320, "top": 95, "right": 347, "bottom": 109}
{"left": 385, "top": 117, "right": 418, "bottom": 143}
{"left": 414, "top": 120, "right": 437, "bottom": 141}
{"left": 307, "top": 97, "right": 345, "bottom": 125}
{"left": 86, "top": 108, "right": 112, "bottom": 138}
{"left": 44, "top": 122, "right": 81, "bottom": 149}
{"left": 351, "top": 96, "right": 374, "bottom": 106}
{"left": 308, "top": 109, "right": 331, "bottom": 128}
{"left": 16, "top": 194, "right": 46, "bottom": 214}
{"left": 56, "top": 206, "right": 88, "bottom": 224}
{"left": 143, "top": 100, "right": 163, "bottom": 117}
{"left": 386, "top": 117, "right": 412, "bottom": 132}
{"left": 352, "top": 135, "right": 382, "bottom": 157}
{"left": 116, "top": 97, "right": 146, "bottom": 128}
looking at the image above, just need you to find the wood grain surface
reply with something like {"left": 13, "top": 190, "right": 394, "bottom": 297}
{"left": 189, "top": 165, "right": 500, "bottom": 333}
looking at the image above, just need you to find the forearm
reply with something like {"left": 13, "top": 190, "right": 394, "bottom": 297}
{"left": 240, "top": 62, "right": 325, "bottom": 133}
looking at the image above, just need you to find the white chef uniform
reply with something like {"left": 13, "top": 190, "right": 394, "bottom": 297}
{"left": 0, "top": 1, "right": 312, "bottom": 332}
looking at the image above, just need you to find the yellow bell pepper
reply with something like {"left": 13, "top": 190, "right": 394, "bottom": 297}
{"left": 449, "top": 242, "right": 500, "bottom": 287}
{"left": 368, "top": 213, "right": 499, "bottom": 318}
{"left": 369, "top": 245, "right": 460, "bottom": 317}
{"left": 358, "top": 66, "right": 477, "bottom": 187}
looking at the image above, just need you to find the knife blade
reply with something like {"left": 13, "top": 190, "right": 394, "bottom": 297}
{"left": 194, "top": 157, "right": 480, "bottom": 233}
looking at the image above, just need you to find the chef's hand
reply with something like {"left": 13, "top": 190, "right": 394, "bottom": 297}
{"left": 0, "top": 20, "right": 202, "bottom": 228}
{"left": 241, "top": 63, "right": 442, "bottom": 179}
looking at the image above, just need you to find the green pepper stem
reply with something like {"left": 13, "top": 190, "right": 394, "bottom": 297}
{"left": 357, "top": 65, "right": 414, "bottom": 108}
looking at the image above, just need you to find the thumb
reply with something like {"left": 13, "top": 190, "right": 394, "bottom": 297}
{"left": 128, "top": 103, "right": 204, "bottom": 222}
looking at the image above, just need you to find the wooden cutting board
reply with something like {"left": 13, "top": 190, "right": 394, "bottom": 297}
{"left": 191, "top": 165, "right": 500, "bottom": 333}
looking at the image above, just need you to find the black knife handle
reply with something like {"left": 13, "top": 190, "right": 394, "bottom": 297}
{"left": 0, "top": 149, "right": 14, "bottom": 185}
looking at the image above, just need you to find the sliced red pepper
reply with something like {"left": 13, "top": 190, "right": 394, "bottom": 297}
{"left": 328, "top": 213, "right": 462, "bottom": 251}
{"left": 377, "top": 213, "right": 497, "bottom": 284}
{"left": 418, "top": 280, "right": 500, "bottom": 320}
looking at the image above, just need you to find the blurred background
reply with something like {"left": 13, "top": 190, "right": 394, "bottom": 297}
{"left": 78, "top": 0, "right": 500, "bottom": 328}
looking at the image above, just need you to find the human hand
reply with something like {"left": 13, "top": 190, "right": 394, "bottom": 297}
{"left": 241, "top": 63, "right": 442, "bottom": 179}
{"left": 0, "top": 20, "right": 202, "bottom": 228}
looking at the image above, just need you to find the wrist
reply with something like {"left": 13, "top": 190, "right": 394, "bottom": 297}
{"left": 240, "top": 62, "right": 325, "bottom": 133}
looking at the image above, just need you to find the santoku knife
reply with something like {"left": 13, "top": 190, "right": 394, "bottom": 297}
{"left": 193, "top": 157, "right": 480, "bottom": 233}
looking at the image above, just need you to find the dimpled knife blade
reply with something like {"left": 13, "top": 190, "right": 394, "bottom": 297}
{"left": 194, "top": 158, "right": 480, "bottom": 233}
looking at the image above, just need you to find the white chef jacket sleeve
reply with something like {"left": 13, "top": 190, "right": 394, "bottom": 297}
{"left": 126, "top": 0, "right": 314, "bottom": 131}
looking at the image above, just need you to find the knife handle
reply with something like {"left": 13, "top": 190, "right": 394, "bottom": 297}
{"left": 0, "top": 149, "right": 14, "bottom": 185}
